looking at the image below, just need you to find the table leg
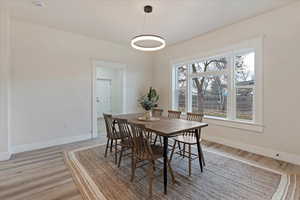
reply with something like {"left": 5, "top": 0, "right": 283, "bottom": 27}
{"left": 163, "top": 136, "right": 168, "bottom": 194}
{"left": 195, "top": 128, "right": 203, "bottom": 172}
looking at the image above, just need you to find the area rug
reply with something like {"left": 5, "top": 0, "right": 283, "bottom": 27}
{"left": 65, "top": 144, "right": 299, "bottom": 200}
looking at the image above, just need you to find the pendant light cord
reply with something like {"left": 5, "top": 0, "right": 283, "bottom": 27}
{"left": 142, "top": 12, "right": 146, "bottom": 33}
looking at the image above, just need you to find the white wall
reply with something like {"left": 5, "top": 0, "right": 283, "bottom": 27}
{"left": 0, "top": 6, "right": 11, "bottom": 160}
{"left": 10, "top": 19, "right": 153, "bottom": 152}
{"left": 153, "top": 2, "right": 300, "bottom": 163}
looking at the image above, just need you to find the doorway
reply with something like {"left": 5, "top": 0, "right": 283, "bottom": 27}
{"left": 92, "top": 61, "right": 126, "bottom": 139}
{"left": 96, "top": 79, "right": 112, "bottom": 118}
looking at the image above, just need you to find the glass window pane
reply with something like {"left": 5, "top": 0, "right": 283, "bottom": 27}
{"left": 191, "top": 75, "right": 228, "bottom": 118}
{"left": 236, "top": 88, "right": 253, "bottom": 120}
{"left": 235, "top": 52, "right": 255, "bottom": 86}
{"left": 191, "top": 57, "right": 228, "bottom": 73}
{"left": 176, "top": 90, "right": 186, "bottom": 112}
{"left": 175, "top": 65, "right": 187, "bottom": 112}
{"left": 176, "top": 65, "right": 187, "bottom": 89}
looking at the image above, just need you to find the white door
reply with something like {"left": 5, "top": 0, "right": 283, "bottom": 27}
{"left": 96, "top": 79, "right": 112, "bottom": 118}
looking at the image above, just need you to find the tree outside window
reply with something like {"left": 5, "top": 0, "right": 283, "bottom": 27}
{"left": 173, "top": 51, "right": 255, "bottom": 121}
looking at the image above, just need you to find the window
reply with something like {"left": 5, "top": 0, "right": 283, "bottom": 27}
{"left": 234, "top": 52, "right": 255, "bottom": 121}
{"left": 190, "top": 57, "right": 229, "bottom": 119}
{"left": 172, "top": 42, "right": 262, "bottom": 125}
{"left": 174, "top": 65, "right": 187, "bottom": 112}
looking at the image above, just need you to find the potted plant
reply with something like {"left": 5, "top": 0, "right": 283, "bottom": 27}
{"left": 138, "top": 87, "right": 159, "bottom": 119}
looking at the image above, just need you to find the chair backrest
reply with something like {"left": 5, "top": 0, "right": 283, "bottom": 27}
{"left": 103, "top": 113, "right": 119, "bottom": 139}
{"left": 185, "top": 112, "right": 204, "bottom": 137}
{"left": 187, "top": 112, "right": 203, "bottom": 122}
{"left": 129, "top": 122, "right": 153, "bottom": 160}
{"left": 152, "top": 108, "right": 163, "bottom": 117}
{"left": 114, "top": 118, "right": 132, "bottom": 140}
{"left": 168, "top": 110, "right": 181, "bottom": 119}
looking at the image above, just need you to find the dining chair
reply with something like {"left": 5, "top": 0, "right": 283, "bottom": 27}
{"left": 151, "top": 108, "right": 163, "bottom": 145}
{"left": 152, "top": 108, "right": 163, "bottom": 118}
{"left": 114, "top": 118, "right": 133, "bottom": 168}
{"left": 169, "top": 112, "right": 205, "bottom": 176}
{"left": 103, "top": 113, "right": 121, "bottom": 164}
{"left": 168, "top": 110, "right": 182, "bottom": 119}
{"left": 167, "top": 110, "right": 182, "bottom": 148}
{"left": 129, "top": 122, "right": 175, "bottom": 198}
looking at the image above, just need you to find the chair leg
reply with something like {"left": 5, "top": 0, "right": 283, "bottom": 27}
{"left": 183, "top": 144, "right": 186, "bottom": 158}
{"left": 199, "top": 143, "right": 206, "bottom": 166}
{"left": 188, "top": 144, "right": 192, "bottom": 176}
{"left": 118, "top": 146, "right": 124, "bottom": 168}
{"left": 159, "top": 136, "right": 162, "bottom": 146}
{"left": 110, "top": 139, "right": 113, "bottom": 152}
{"left": 114, "top": 139, "right": 118, "bottom": 164}
{"left": 131, "top": 154, "right": 136, "bottom": 182}
{"left": 148, "top": 161, "right": 154, "bottom": 198}
{"left": 169, "top": 140, "right": 177, "bottom": 162}
{"left": 104, "top": 139, "right": 110, "bottom": 158}
{"left": 152, "top": 160, "right": 156, "bottom": 171}
{"left": 153, "top": 135, "right": 158, "bottom": 145}
{"left": 178, "top": 142, "right": 182, "bottom": 156}
{"left": 167, "top": 159, "right": 176, "bottom": 184}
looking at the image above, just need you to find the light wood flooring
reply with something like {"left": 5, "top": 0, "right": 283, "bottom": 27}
{"left": 0, "top": 139, "right": 101, "bottom": 200}
{"left": 0, "top": 138, "right": 299, "bottom": 200}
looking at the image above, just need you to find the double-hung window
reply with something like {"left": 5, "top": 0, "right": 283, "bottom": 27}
{"left": 233, "top": 51, "right": 255, "bottom": 121}
{"left": 172, "top": 38, "right": 263, "bottom": 128}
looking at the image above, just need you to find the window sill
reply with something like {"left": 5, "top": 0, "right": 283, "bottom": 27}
{"left": 203, "top": 116, "right": 264, "bottom": 133}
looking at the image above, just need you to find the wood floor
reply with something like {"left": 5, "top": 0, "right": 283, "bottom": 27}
{"left": 0, "top": 138, "right": 299, "bottom": 200}
{"left": 0, "top": 139, "right": 101, "bottom": 200}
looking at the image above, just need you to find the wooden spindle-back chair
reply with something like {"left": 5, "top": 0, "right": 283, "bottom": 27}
{"left": 168, "top": 110, "right": 181, "bottom": 119}
{"left": 187, "top": 112, "right": 203, "bottom": 122}
{"left": 151, "top": 108, "right": 163, "bottom": 145}
{"left": 103, "top": 113, "right": 121, "bottom": 164}
{"left": 114, "top": 118, "right": 133, "bottom": 167}
{"left": 170, "top": 112, "right": 205, "bottom": 176}
{"left": 129, "top": 122, "right": 175, "bottom": 198}
{"left": 152, "top": 108, "right": 163, "bottom": 118}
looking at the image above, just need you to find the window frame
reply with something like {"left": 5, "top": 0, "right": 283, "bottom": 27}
{"left": 171, "top": 37, "right": 264, "bottom": 132}
{"left": 233, "top": 49, "right": 256, "bottom": 122}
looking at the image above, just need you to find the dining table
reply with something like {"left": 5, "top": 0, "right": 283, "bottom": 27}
{"left": 112, "top": 113, "right": 208, "bottom": 195}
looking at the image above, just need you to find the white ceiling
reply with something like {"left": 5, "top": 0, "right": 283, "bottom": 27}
{"left": 6, "top": 0, "right": 297, "bottom": 46}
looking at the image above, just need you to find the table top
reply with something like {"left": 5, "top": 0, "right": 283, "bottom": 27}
{"left": 113, "top": 113, "right": 208, "bottom": 137}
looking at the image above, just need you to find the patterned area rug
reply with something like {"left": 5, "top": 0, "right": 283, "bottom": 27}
{"left": 65, "top": 144, "right": 299, "bottom": 200}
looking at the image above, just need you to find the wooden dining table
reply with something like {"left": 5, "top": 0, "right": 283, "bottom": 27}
{"left": 113, "top": 113, "right": 208, "bottom": 195}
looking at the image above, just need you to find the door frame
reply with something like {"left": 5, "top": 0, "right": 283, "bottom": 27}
{"left": 91, "top": 60, "right": 127, "bottom": 138}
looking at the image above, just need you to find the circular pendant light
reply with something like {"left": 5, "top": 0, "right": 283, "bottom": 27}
{"left": 131, "top": 6, "right": 166, "bottom": 51}
{"left": 131, "top": 34, "right": 166, "bottom": 51}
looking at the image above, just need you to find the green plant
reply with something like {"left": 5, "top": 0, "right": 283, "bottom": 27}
{"left": 138, "top": 87, "right": 159, "bottom": 111}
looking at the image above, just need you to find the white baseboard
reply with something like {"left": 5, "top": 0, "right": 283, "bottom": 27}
{"left": 204, "top": 136, "right": 300, "bottom": 166}
{"left": 11, "top": 134, "right": 92, "bottom": 154}
{"left": 0, "top": 151, "right": 11, "bottom": 161}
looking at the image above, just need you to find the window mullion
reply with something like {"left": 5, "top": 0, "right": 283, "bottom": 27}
{"left": 190, "top": 70, "right": 226, "bottom": 78}
{"left": 185, "top": 65, "right": 188, "bottom": 113}
{"left": 185, "top": 65, "right": 190, "bottom": 113}
{"left": 252, "top": 85, "right": 256, "bottom": 123}
{"left": 229, "top": 54, "right": 236, "bottom": 120}
{"left": 236, "top": 85, "right": 254, "bottom": 89}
